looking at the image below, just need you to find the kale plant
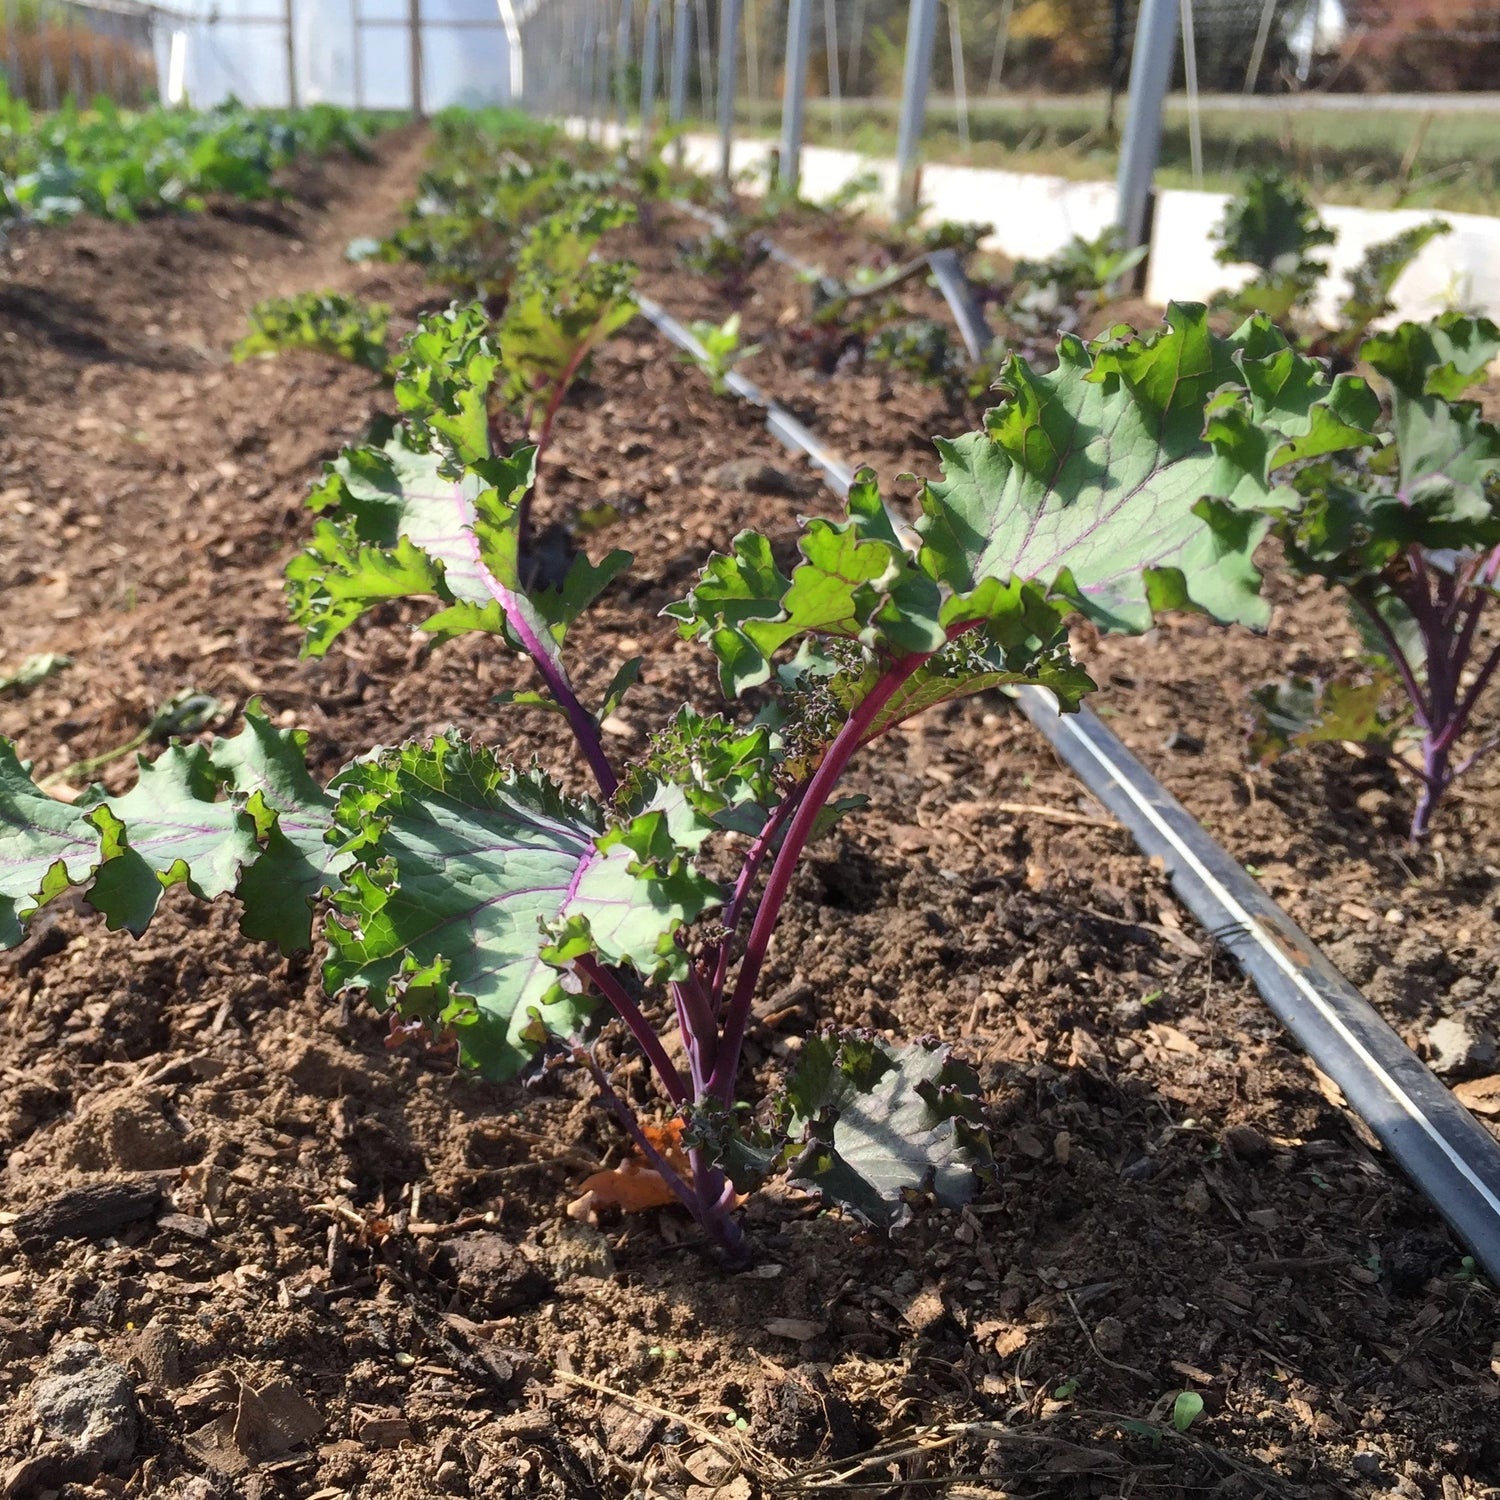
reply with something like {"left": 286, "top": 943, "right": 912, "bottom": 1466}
{"left": 1322, "top": 220, "right": 1452, "bottom": 361}
{"left": 680, "top": 226, "right": 771, "bottom": 305}
{"left": 1243, "top": 314, "right": 1500, "bottom": 838}
{"left": 0, "top": 304, "right": 1377, "bottom": 1259}
{"left": 683, "top": 313, "right": 762, "bottom": 396}
{"left": 235, "top": 292, "right": 393, "bottom": 374}
{"left": 1007, "top": 228, "right": 1148, "bottom": 338}
{"left": 1213, "top": 169, "right": 1336, "bottom": 322}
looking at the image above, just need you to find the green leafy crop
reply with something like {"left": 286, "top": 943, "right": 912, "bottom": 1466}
{"left": 1242, "top": 313, "right": 1500, "bottom": 838}
{"left": 0, "top": 299, "right": 1380, "bottom": 1259}
{"left": 235, "top": 292, "right": 392, "bottom": 374}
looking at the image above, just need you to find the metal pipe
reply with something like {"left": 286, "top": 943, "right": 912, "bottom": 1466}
{"left": 668, "top": 0, "right": 688, "bottom": 123}
{"left": 694, "top": 0, "right": 713, "bottom": 127}
{"left": 615, "top": 0, "right": 629, "bottom": 134}
{"left": 895, "top": 0, "right": 938, "bottom": 217}
{"left": 779, "top": 0, "right": 812, "bottom": 194}
{"left": 350, "top": 0, "right": 363, "bottom": 108}
{"left": 284, "top": 0, "right": 298, "bottom": 107}
{"left": 1114, "top": 0, "right": 1179, "bottom": 255}
{"left": 822, "top": 0, "right": 841, "bottom": 143}
{"left": 715, "top": 0, "right": 739, "bottom": 188}
{"left": 947, "top": 0, "right": 968, "bottom": 154}
{"left": 640, "top": 0, "right": 660, "bottom": 129}
{"left": 408, "top": 0, "right": 422, "bottom": 116}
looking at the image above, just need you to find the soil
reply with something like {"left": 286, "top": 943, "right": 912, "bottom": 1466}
{"left": 1, "top": 139, "right": 1498, "bottom": 1500}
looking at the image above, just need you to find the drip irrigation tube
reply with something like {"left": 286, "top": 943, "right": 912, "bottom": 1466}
{"left": 634, "top": 257, "right": 1500, "bottom": 1283}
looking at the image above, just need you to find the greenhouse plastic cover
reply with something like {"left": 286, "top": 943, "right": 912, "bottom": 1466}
{"left": 154, "top": 0, "right": 512, "bottom": 110}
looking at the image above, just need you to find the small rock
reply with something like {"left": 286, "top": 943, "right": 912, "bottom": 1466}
{"left": 1425, "top": 1015, "right": 1497, "bottom": 1079}
{"left": 709, "top": 457, "right": 802, "bottom": 496}
{"left": 3, "top": 1451, "right": 62, "bottom": 1499}
{"left": 27, "top": 1341, "right": 139, "bottom": 1477}
{"left": 356, "top": 1415, "right": 413, "bottom": 1449}
{"left": 435, "top": 1459, "right": 468, "bottom": 1494}
{"left": 435, "top": 1233, "right": 554, "bottom": 1311}
{"left": 544, "top": 1220, "right": 615, "bottom": 1281}
{"left": 1092, "top": 1316, "right": 1125, "bottom": 1356}
{"left": 1222, "top": 1124, "right": 1273, "bottom": 1164}
{"left": 1181, "top": 1180, "right": 1212, "bottom": 1216}
{"left": 129, "top": 1323, "right": 183, "bottom": 1389}
{"left": 1350, "top": 1451, "right": 1384, "bottom": 1479}
{"left": 1119, "top": 1155, "right": 1155, "bottom": 1181}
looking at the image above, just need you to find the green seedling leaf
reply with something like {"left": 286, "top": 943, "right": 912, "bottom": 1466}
{"left": 1248, "top": 674, "right": 1396, "bottom": 765}
{"left": 235, "top": 291, "right": 391, "bottom": 373}
{"left": 1172, "top": 1391, "right": 1205, "bottom": 1432}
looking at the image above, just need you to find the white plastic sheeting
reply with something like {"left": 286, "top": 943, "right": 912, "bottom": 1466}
{"left": 154, "top": 0, "right": 512, "bottom": 110}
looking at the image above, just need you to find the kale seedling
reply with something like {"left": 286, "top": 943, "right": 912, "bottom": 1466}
{"left": 682, "top": 313, "right": 762, "bottom": 396}
{"left": 0, "top": 304, "right": 1378, "bottom": 1259}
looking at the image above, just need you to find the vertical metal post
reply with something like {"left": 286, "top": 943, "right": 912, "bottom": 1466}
{"left": 779, "top": 0, "right": 811, "bottom": 194}
{"left": 1114, "top": 0, "right": 1179, "bottom": 254}
{"left": 668, "top": 0, "right": 689, "bottom": 123}
{"left": 408, "top": 0, "right": 423, "bottom": 116}
{"left": 1179, "top": 0, "right": 1202, "bottom": 186}
{"left": 846, "top": 0, "right": 865, "bottom": 92}
{"left": 985, "top": 0, "right": 1012, "bottom": 94}
{"left": 582, "top": 0, "right": 598, "bottom": 135}
{"left": 350, "top": 0, "right": 363, "bottom": 107}
{"left": 715, "top": 0, "right": 739, "bottom": 189}
{"left": 895, "top": 0, "right": 938, "bottom": 216}
{"left": 947, "top": 0, "right": 968, "bottom": 153}
{"left": 5, "top": 0, "right": 20, "bottom": 99}
{"left": 694, "top": 0, "right": 713, "bottom": 122}
{"left": 284, "top": 0, "right": 298, "bottom": 107}
{"left": 822, "top": 0, "right": 842, "bottom": 142}
{"left": 640, "top": 0, "right": 660, "bottom": 133}
{"left": 1243, "top": 0, "right": 1277, "bottom": 93}
{"left": 615, "top": 0, "right": 629, "bottom": 134}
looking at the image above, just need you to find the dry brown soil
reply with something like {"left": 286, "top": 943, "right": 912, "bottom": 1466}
{"left": 0, "top": 142, "right": 1497, "bottom": 1500}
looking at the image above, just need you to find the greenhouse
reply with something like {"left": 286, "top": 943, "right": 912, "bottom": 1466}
{"left": 2, "top": 0, "right": 1499, "bottom": 1494}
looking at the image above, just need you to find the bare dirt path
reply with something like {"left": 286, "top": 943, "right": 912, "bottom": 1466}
{"left": 0, "top": 127, "right": 430, "bottom": 778}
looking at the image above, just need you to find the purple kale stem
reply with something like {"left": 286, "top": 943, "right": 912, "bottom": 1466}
{"left": 704, "top": 642, "right": 950, "bottom": 1105}
{"left": 575, "top": 1048, "right": 747, "bottom": 1262}
{"left": 470, "top": 537, "right": 618, "bottom": 796}
{"left": 1450, "top": 631, "right": 1500, "bottom": 753}
{"left": 573, "top": 953, "right": 688, "bottom": 1105}
{"left": 671, "top": 970, "right": 718, "bottom": 1085}
{"left": 1354, "top": 594, "right": 1431, "bottom": 730}
{"left": 708, "top": 789, "right": 805, "bottom": 1004}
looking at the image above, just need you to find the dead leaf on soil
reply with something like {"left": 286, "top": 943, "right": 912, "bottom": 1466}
{"left": 571, "top": 1120, "right": 691, "bottom": 1218}
{"left": 1454, "top": 1076, "right": 1500, "bottom": 1118}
